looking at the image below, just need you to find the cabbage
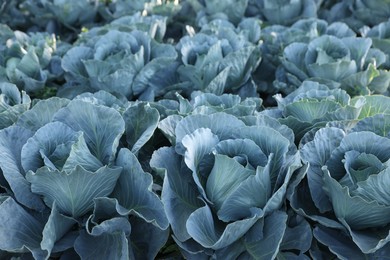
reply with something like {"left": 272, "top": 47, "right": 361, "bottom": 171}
{"left": 0, "top": 26, "right": 60, "bottom": 93}
{"left": 288, "top": 98, "right": 390, "bottom": 257}
{"left": 0, "top": 82, "right": 30, "bottom": 129}
{"left": 151, "top": 108, "right": 309, "bottom": 257}
{"left": 277, "top": 34, "right": 390, "bottom": 95}
{"left": 176, "top": 18, "right": 262, "bottom": 98}
{"left": 273, "top": 80, "right": 363, "bottom": 144}
{"left": 1, "top": 1, "right": 390, "bottom": 259}
{"left": 254, "top": 0, "right": 320, "bottom": 26}
{"left": 0, "top": 95, "right": 169, "bottom": 258}
{"left": 61, "top": 26, "right": 178, "bottom": 100}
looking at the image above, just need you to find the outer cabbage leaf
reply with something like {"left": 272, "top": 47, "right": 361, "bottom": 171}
{"left": 322, "top": 167, "right": 390, "bottom": 230}
{"left": 158, "top": 114, "right": 183, "bottom": 145}
{"left": 0, "top": 196, "right": 46, "bottom": 259}
{"left": 186, "top": 204, "right": 263, "bottom": 250}
{"left": 129, "top": 216, "right": 170, "bottom": 260}
{"left": 314, "top": 225, "right": 390, "bottom": 259}
{"left": 354, "top": 95, "right": 390, "bottom": 119}
{"left": 351, "top": 114, "right": 390, "bottom": 137}
{"left": 234, "top": 210, "right": 288, "bottom": 259}
{"left": 150, "top": 147, "right": 203, "bottom": 242}
{"left": 26, "top": 165, "right": 122, "bottom": 218}
{"left": 279, "top": 211, "right": 312, "bottom": 256}
{"left": 122, "top": 102, "right": 160, "bottom": 154}
{"left": 175, "top": 112, "right": 246, "bottom": 146}
{"left": 112, "top": 148, "right": 169, "bottom": 230}
{"left": 74, "top": 217, "right": 131, "bottom": 260}
{"left": 73, "top": 91, "right": 128, "bottom": 112}
{"left": 53, "top": 100, "right": 125, "bottom": 164}
{"left": 88, "top": 196, "right": 169, "bottom": 259}
{"left": 300, "top": 127, "right": 345, "bottom": 212}
{"left": 0, "top": 125, "right": 45, "bottom": 210}
{"left": 17, "top": 97, "right": 69, "bottom": 132}
{"left": 41, "top": 202, "right": 78, "bottom": 256}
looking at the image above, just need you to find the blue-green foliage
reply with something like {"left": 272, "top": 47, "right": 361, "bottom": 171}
{"left": 0, "top": 25, "right": 64, "bottom": 93}
{"left": 60, "top": 16, "right": 178, "bottom": 101}
{"left": 252, "top": 0, "right": 321, "bottom": 26}
{"left": 323, "top": 0, "right": 390, "bottom": 31}
{"left": 257, "top": 17, "right": 357, "bottom": 97}
{"left": 1, "top": 1, "right": 390, "bottom": 259}
{"left": 276, "top": 34, "right": 390, "bottom": 95}
{"left": 0, "top": 82, "right": 31, "bottom": 129}
{"left": 151, "top": 105, "right": 309, "bottom": 257}
{"left": 176, "top": 18, "right": 262, "bottom": 98}
{"left": 272, "top": 80, "right": 363, "bottom": 144}
{"left": 0, "top": 94, "right": 169, "bottom": 259}
{"left": 291, "top": 124, "right": 390, "bottom": 256}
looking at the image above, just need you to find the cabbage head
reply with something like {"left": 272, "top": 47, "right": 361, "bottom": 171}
{"left": 348, "top": 0, "right": 390, "bottom": 28}
{"left": 254, "top": 0, "right": 320, "bottom": 26}
{"left": 189, "top": 0, "right": 249, "bottom": 25}
{"left": 0, "top": 27, "right": 58, "bottom": 93}
{"left": 176, "top": 18, "right": 261, "bottom": 98}
{"left": 364, "top": 19, "right": 390, "bottom": 70}
{"left": 0, "top": 96, "right": 169, "bottom": 259}
{"left": 61, "top": 27, "right": 178, "bottom": 100}
{"left": 257, "top": 18, "right": 355, "bottom": 97}
{"left": 277, "top": 34, "right": 390, "bottom": 95}
{"left": 289, "top": 108, "right": 390, "bottom": 257}
{"left": 22, "top": 0, "right": 97, "bottom": 35}
{"left": 273, "top": 80, "right": 363, "bottom": 144}
{"left": 0, "top": 0, "right": 26, "bottom": 29}
{"left": 151, "top": 112, "right": 305, "bottom": 258}
{"left": 0, "top": 82, "right": 30, "bottom": 129}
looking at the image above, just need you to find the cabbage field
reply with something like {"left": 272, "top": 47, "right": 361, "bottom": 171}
{"left": 1, "top": 0, "right": 390, "bottom": 259}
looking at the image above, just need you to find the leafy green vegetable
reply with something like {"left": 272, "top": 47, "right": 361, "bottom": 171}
{"left": 61, "top": 25, "right": 178, "bottom": 100}
{"left": 151, "top": 110, "right": 304, "bottom": 257}
{"left": 0, "top": 95, "right": 168, "bottom": 258}
{"left": 2, "top": 1, "right": 390, "bottom": 259}
{"left": 292, "top": 127, "right": 390, "bottom": 254}
{"left": 277, "top": 34, "right": 390, "bottom": 95}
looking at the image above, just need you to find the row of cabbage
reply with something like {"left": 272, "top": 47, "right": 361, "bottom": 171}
{"left": 2, "top": 2, "right": 390, "bottom": 101}
{"left": 1, "top": 81, "right": 390, "bottom": 259}
{"left": 2, "top": 0, "right": 390, "bottom": 37}
{"left": 1, "top": 0, "right": 390, "bottom": 259}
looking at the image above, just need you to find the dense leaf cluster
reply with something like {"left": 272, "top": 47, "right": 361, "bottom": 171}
{"left": 1, "top": 0, "right": 390, "bottom": 259}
